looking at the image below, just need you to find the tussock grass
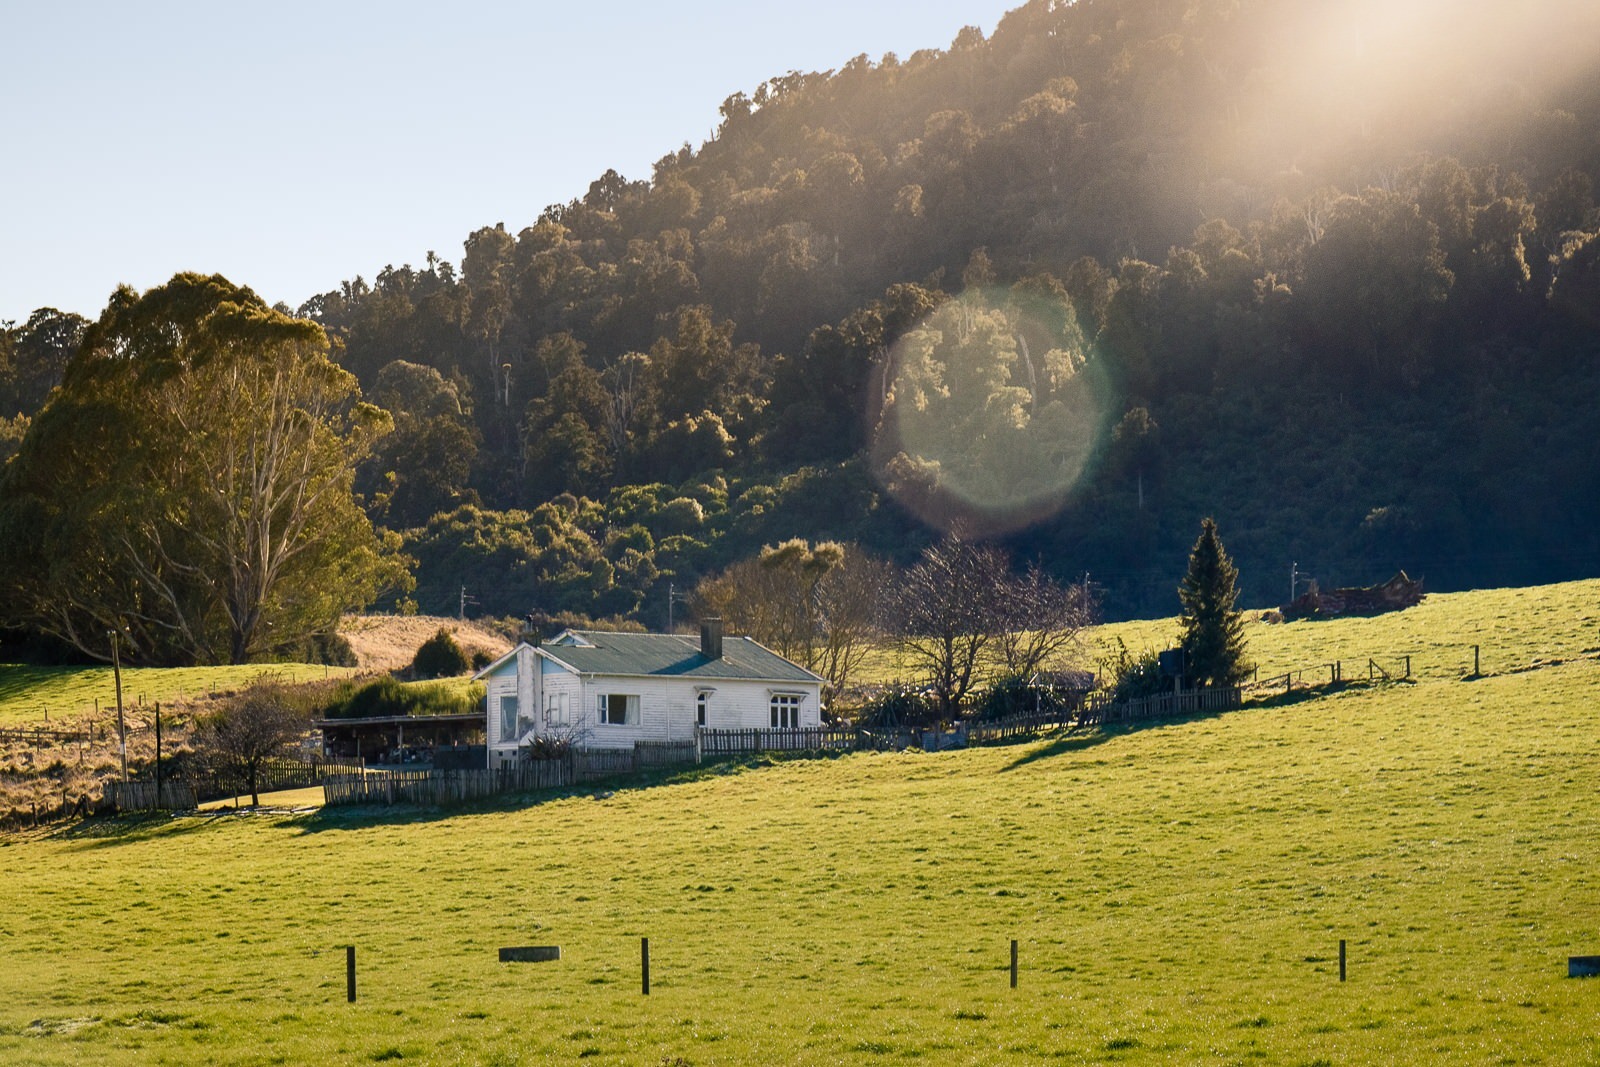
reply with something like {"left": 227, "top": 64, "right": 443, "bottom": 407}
{"left": 0, "top": 580, "right": 1597, "bottom": 1064}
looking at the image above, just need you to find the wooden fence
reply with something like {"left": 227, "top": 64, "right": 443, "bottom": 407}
{"left": 633, "top": 739, "right": 701, "bottom": 771}
{"left": 698, "top": 727, "right": 859, "bottom": 756}
{"left": 0, "top": 726, "right": 89, "bottom": 746}
{"left": 108, "top": 780, "right": 198, "bottom": 812}
{"left": 1081, "top": 686, "right": 1241, "bottom": 725}
{"left": 317, "top": 688, "right": 1246, "bottom": 809}
{"left": 323, "top": 762, "right": 573, "bottom": 806}
{"left": 966, "top": 709, "right": 1079, "bottom": 743}
{"left": 321, "top": 741, "right": 703, "bottom": 807}
{"left": 197, "top": 755, "right": 366, "bottom": 802}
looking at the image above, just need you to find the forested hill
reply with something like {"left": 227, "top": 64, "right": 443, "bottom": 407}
{"left": 9, "top": 0, "right": 1600, "bottom": 625}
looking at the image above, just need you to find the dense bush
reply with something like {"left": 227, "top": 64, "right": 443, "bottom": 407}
{"left": 410, "top": 627, "right": 469, "bottom": 679}
{"left": 1099, "top": 639, "right": 1169, "bottom": 703}
{"left": 971, "top": 675, "right": 1080, "bottom": 722}
{"left": 320, "top": 677, "right": 484, "bottom": 720}
{"left": 853, "top": 684, "right": 942, "bottom": 731}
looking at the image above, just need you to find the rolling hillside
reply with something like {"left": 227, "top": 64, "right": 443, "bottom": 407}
{"left": 0, "top": 580, "right": 1597, "bottom": 1063}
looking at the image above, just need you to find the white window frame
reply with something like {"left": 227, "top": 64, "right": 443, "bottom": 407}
{"left": 598, "top": 693, "right": 639, "bottom": 726}
{"left": 546, "top": 690, "right": 569, "bottom": 727}
{"left": 498, "top": 693, "right": 519, "bottom": 743}
{"left": 696, "top": 691, "right": 709, "bottom": 727}
{"left": 770, "top": 693, "right": 803, "bottom": 729}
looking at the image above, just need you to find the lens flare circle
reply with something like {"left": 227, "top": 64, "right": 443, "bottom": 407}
{"left": 870, "top": 287, "right": 1110, "bottom": 536}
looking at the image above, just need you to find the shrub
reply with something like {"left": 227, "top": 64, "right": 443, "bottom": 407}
{"left": 321, "top": 677, "right": 484, "bottom": 719}
{"left": 1099, "top": 638, "right": 1168, "bottom": 702}
{"left": 972, "top": 674, "right": 1080, "bottom": 721}
{"left": 854, "top": 683, "right": 942, "bottom": 730}
{"left": 411, "top": 628, "right": 470, "bottom": 679}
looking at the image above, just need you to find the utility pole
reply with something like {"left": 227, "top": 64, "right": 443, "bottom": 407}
{"left": 1290, "top": 561, "right": 1298, "bottom": 604}
{"left": 109, "top": 628, "right": 127, "bottom": 782}
{"left": 666, "top": 582, "right": 688, "bottom": 633}
{"left": 458, "top": 586, "right": 477, "bottom": 620}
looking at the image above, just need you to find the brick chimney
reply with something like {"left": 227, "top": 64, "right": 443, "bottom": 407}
{"left": 521, "top": 614, "right": 541, "bottom": 647}
{"left": 700, "top": 618, "right": 723, "bottom": 660}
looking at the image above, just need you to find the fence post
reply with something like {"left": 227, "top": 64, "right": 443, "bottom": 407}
{"left": 1473, "top": 645, "right": 1480, "bottom": 677}
{"left": 1339, "top": 939, "right": 1346, "bottom": 982}
{"left": 1010, "top": 939, "right": 1018, "bottom": 989}
{"left": 347, "top": 945, "right": 357, "bottom": 1002}
{"left": 641, "top": 937, "right": 651, "bottom": 995}
{"left": 1404, "top": 655, "right": 1411, "bottom": 678}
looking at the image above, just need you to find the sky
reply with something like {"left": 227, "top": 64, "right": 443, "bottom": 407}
{"left": 1, "top": 0, "right": 1018, "bottom": 325}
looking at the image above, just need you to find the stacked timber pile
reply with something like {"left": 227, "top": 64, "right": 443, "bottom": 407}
{"left": 1281, "top": 571, "right": 1425, "bottom": 621}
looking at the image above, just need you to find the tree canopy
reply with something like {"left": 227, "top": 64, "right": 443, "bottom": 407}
{"left": 0, "top": 274, "right": 408, "bottom": 665}
{"left": 1177, "top": 518, "right": 1250, "bottom": 688}
{"left": 7, "top": 0, "right": 1600, "bottom": 633}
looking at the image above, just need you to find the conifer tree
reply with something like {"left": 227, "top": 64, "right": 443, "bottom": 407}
{"left": 1177, "top": 517, "right": 1249, "bottom": 687}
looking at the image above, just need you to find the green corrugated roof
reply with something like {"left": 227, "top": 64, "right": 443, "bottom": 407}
{"left": 542, "top": 630, "right": 821, "bottom": 684}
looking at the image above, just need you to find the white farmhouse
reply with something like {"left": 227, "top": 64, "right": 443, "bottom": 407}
{"left": 475, "top": 619, "right": 825, "bottom": 767}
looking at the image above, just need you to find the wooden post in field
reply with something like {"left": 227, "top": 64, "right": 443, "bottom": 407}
{"left": 641, "top": 937, "right": 651, "bottom": 995}
{"left": 1473, "top": 645, "right": 1480, "bottom": 676}
{"left": 154, "top": 703, "right": 162, "bottom": 807}
{"left": 347, "top": 945, "right": 356, "bottom": 1002}
{"left": 1404, "top": 655, "right": 1411, "bottom": 678}
{"left": 1339, "top": 939, "right": 1346, "bottom": 982}
{"left": 109, "top": 629, "right": 126, "bottom": 782}
{"left": 1010, "top": 939, "right": 1018, "bottom": 989}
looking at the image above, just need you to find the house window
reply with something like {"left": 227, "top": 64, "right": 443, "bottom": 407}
{"left": 598, "top": 693, "right": 639, "bottom": 726}
{"left": 498, "top": 694, "right": 519, "bottom": 743}
{"left": 545, "top": 691, "right": 569, "bottom": 727}
{"left": 696, "top": 691, "right": 709, "bottom": 727}
{"left": 770, "top": 693, "right": 802, "bottom": 729}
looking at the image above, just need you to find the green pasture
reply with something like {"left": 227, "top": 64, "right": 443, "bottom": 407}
{"left": 0, "top": 663, "right": 354, "bottom": 728}
{"left": 0, "top": 580, "right": 1597, "bottom": 1064}
{"left": 855, "top": 578, "right": 1600, "bottom": 691}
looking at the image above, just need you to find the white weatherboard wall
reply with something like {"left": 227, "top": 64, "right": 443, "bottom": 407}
{"left": 573, "top": 676, "right": 818, "bottom": 749}
{"left": 482, "top": 650, "right": 543, "bottom": 767}
{"left": 478, "top": 640, "right": 824, "bottom": 760}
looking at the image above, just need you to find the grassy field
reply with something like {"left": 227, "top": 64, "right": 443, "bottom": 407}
{"left": 0, "top": 663, "right": 352, "bottom": 728}
{"left": 857, "top": 579, "right": 1600, "bottom": 691}
{"left": 0, "top": 580, "right": 1597, "bottom": 1065}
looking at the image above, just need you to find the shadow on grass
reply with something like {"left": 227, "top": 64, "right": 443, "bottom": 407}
{"left": 998, "top": 678, "right": 1417, "bottom": 772}
{"left": 48, "top": 810, "right": 223, "bottom": 850}
{"left": 289, "top": 750, "right": 851, "bottom": 834}
{"left": 1246, "top": 677, "right": 1411, "bottom": 711}
{"left": 996, "top": 728, "right": 1118, "bottom": 771}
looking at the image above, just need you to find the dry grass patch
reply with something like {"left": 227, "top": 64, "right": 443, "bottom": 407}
{"left": 339, "top": 615, "right": 513, "bottom": 673}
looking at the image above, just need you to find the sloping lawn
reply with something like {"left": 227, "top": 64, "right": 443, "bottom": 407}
{"left": 1, "top": 595, "right": 1597, "bottom": 1063}
{"left": 0, "top": 663, "right": 351, "bottom": 728}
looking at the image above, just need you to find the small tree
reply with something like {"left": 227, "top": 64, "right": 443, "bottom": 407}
{"left": 411, "top": 627, "right": 470, "bottom": 679}
{"left": 996, "top": 566, "right": 1096, "bottom": 679}
{"left": 812, "top": 549, "right": 892, "bottom": 698}
{"left": 892, "top": 532, "right": 1011, "bottom": 719}
{"left": 197, "top": 683, "right": 307, "bottom": 807}
{"left": 1177, "top": 517, "right": 1250, "bottom": 687}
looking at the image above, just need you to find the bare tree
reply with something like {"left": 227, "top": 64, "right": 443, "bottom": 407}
{"left": 996, "top": 566, "right": 1097, "bottom": 679}
{"left": 694, "top": 539, "right": 844, "bottom": 665}
{"left": 892, "top": 533, "right": 1011, "bottom": 720}
{"left": 695, "top": 541, "right": 890, "bottom": 700}
{"left": 196, "top": 683, "right": 307, "bottom": 807}
{"left": 813, "top": 548, "right": 892, "bottom": 699}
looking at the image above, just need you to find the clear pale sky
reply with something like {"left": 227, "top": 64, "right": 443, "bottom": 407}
{"left": 1, "top": 0, "right": 1017, "bottom": 325}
